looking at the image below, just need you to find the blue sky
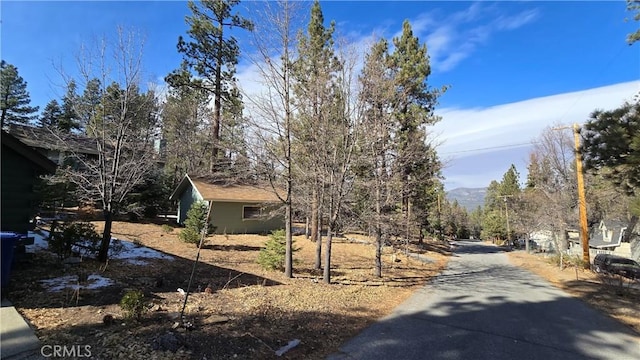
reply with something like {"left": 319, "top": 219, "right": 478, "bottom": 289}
{"left": 2, "top": 1, "right": 639, "bottom": 190}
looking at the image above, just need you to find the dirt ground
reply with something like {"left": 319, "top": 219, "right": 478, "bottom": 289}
{"left": 8, "top": 220, "right": 450, "bottom": 359}
{"left": 507, "top": 250, "right": 640, "bottom": 334}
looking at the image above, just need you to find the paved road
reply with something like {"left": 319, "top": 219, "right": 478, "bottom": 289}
{"left": 329, "top": 240, "right": 640, "bottom": 360}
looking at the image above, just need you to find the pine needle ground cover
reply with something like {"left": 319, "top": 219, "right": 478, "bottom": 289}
{"left": 8, "top": 221, "right": 450, "bottom": 359}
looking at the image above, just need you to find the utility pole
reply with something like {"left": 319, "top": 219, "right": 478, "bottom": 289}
{"left": 573, "top": 123, "right": 590, "bottom": 268}
{"left": 553, "top": 124, "right": 590, "bottom": 267}
{"left": 503, "top": 196, "right": 511, "bottom": 247}
{"left": 501, "top": 195, "right": 512, "bottom": 248}
{"left": 437, "top": 192, "right": 443, "bottom": 241}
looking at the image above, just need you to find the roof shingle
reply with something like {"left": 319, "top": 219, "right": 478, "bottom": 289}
{"left": 191, "top": 178, "right": 282, "bottom": 203}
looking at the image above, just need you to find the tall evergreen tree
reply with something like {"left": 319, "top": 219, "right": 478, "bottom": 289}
{"left": 357, "top": 38, "right": 396, "bottom": 277}
{"left": 38, "top": 100, "right": 63, "bottom": 129}
{"left": 388, "top": 21, "right": 445, "bottom": 240}
{"left": 500, "top": 164, "right": 521, "bottom": 196}
{"left": 582, "top": 100, "right": 640, "bottom": 242}
{"left": 292, "top": 0, "right": 341, "bottom": 275}
{"left": 582, "top": 101, "right": 640, "bottom": 195}
{"left": 161, "top": 84, "right": 212, "bottom": 183}
{"left": 0, "top": 60, "right": 39, "bottom": 127}
{"left": 59, "top": 80, "right": 81, "bottom": 133}
{"left": 76, "top": 78, "right": 103, "bottom": 135}
{"left": 167, "top": 0, "right": 253, "bottom": 173}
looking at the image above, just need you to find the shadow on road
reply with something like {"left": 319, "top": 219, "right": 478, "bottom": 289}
{"left": 449, "top": 241, "right": 507, "bottom": 255}
{"left": 329, "top": 293, "right": 640, "bottom": 360}
{"left": 329, "top": 239, "right": 640, "bottom": 360}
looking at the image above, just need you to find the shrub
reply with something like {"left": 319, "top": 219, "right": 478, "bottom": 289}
{"left": 49, "top": 222, "right": 101, "bottom": 260}
{"left": 257, "top": 229, "right": 297, "bottom": 271}
{"left": 119, "top": 290, "right": 146, "bottom": 321}
{"left": 179, "top": 201, "right": 210, "bottom": 245}
{"left": 161, "top": 224, "right": 174, "bottom": 233}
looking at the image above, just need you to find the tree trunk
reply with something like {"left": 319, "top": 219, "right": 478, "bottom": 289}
{"left": 98, "top": 209, "right": 113, "bottom": 262}
{"left": 284, "top": 202, "right": 293, "bottom": 278}
{"left": 323, "top": 221, "right": 333, "bottom": 284}
{"left": 375, "top": 225, "right": 382, "bottom": 278}
{"left": 314, "top": 212, "right": 322, "bottom": 270}
{"left": 375, "top": 180, "right": 383, "bottom": 278}
{"left": 210, "top": 31, "right": 223, "bottom": 173}
{"left": 305, "top": 216, "right": 309, "bottom": 240}
{"left": 310, "top": 188, "right": 318, "bottom": 243}
{"left": 623, "top": 215, "right": 638, "bottom": 243}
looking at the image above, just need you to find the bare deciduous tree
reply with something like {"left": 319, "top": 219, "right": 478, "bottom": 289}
{"left": 56, "top": 28, "right": 159, "bottom": 262}
{"left": 244, "top": 0, "right": 308, "bottom": 278}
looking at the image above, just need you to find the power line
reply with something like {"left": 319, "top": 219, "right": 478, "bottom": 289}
{"left": 440, "top": 141, "right": 535, "bottom": 155}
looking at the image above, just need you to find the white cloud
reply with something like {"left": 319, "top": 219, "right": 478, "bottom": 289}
{"left": 435, "top": 81, "right": 640, "bottom": 189}
{"left": 495, "top": 9, "right": 540, "bottom": 31}
{"left": 405, "top": 4, "right": 540, "bottom": 73}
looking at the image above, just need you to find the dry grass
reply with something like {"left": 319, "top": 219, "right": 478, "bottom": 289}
{"left": 508, "top": 251, "right": 640, "bottom": 334}
{"left": 9, "top": 220, "right": 450, "bottom": 359}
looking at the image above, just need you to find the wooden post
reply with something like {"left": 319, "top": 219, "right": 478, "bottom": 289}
{"left": 574, "top": 123, "right": 590, "bottom": 268}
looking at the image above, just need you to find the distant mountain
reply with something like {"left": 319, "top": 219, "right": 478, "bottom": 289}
{"left": 446, "top": 187, "right": 487, "bottom": 211}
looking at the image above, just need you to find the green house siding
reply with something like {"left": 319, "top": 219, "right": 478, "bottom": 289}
{"left": 177, "top": 185, "right": 204, "bottom": 224}
{"left": 210, "top": 202, "right": 283, "bottom": 234}
{"left": 1, "top": 146, "right": 46, "bottom": 233}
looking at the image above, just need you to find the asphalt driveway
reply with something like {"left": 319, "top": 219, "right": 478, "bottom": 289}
{"left": 328, "top": 240, "right": 640, "bottom": 360}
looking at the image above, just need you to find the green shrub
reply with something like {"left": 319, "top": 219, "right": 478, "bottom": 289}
{"left": 257, "top": 229, "right": 297, "bottom": 271}
{"left": 119, "top": 290, "right": 146, "bottom": 321}
{"left": 49, "top": 222, "right": 101, "bottom": 260}
{"left": 161, "top": 224, "right": 174, "bottom": 233}
{"left": 179, "top": 201, "right": 210, "bottom": 245}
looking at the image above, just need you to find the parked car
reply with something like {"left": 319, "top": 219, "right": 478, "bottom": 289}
{"left": 592, "top": 254, "right": 640, "bottom": 280}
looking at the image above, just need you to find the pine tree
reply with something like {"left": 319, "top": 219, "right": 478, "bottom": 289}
{"left": 582, "top": 100, "right": 640, "bottom": 243}
{"left": 161, "top": 85, "right": 211, "bottom": 182}
{"left": 179, "top": 201, "right": 210, "bottom": 245}
{"left": 582, "top": 101, "right": 640, "bottom": 195}
{"left": 357, "top": 38, "right": 396, "bottom": 277}
{"left": 388, "top": 21, "right": 445, "bottom": 241}
{"left": 292, "top": 0, "right": 342, "bottom": 278}
{"left": 38, "top": 100, "right": 63, "bottom": 128}
{"left": 167, "top": 0, "right": 253, "bottom": 173}
{"left": 0, "top": 60, "right": 39, "bottom": 127}
{"left": 76, "top": 78, "right": 103, "bottom": 134}
{"left": 500, "top": 164, "right": 521, "bottom": 196}
{"left": 59, "top": 80, "right": 81, "bottom": 133}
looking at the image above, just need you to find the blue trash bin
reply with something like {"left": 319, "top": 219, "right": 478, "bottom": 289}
{"left": 1, "top": 232, "right": 19, "bottom": 288}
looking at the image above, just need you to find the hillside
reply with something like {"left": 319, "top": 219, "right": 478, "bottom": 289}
{"left": 446, "top": 187, "right": 487, "bottom": 211}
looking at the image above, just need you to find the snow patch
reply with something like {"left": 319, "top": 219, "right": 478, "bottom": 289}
{"left": 25, "top": 230, "right": 50, "bottom": 252}
{"left": 40, "top": 274, "right": 115, "bottom": 292}
{"left": 25, "top": 230, "right": 174, "bottom": 265}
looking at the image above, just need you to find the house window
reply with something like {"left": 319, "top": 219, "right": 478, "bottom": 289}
{"left": 243, "top": 206, "right": 262, "bottom": 220}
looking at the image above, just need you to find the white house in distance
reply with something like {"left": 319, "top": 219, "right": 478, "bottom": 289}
{"left": 567, "top": 220, "right": 639, "bottom": 262}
